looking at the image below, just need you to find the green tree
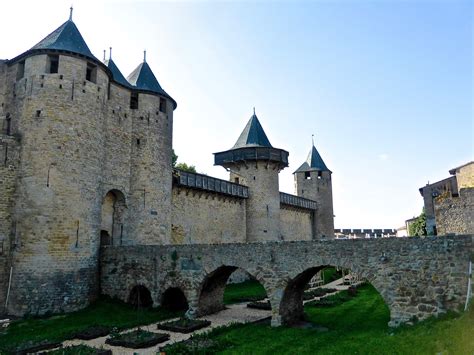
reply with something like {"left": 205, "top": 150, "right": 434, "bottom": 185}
{"left": 172, "top": 150, "right": 197, "bottom": 173}
{"left": 175, "top": 162, "right": 197, "bottom": 173}
{"left": 172, "top": 149, "right": 178, "bottom": 168}
{"left": 409, "top": 209, "right": 427, "bottom": 236}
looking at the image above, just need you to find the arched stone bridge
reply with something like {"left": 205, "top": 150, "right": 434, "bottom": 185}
{"left": 100, "top": 235, "right": 473, "bottom": 327}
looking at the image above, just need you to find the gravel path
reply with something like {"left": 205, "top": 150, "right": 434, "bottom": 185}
{"left": 62, "top": 303, "right": 270, "bottom": 354}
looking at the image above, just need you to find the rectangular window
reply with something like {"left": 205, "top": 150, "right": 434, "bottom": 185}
{"left": 305, "top": 171, "right": 311, "bottom": 180}
{"left": 16, "top": 61, "right": 25, "bottom": 80}
{"left": 86, "top": 63, "right": 97, "bottom": 83}
{"left": 130, "top": 92, "right": 139, "bottom": 109}
{"left": 317, "top": 171, "right": 323, "bottom": 179}
{"left": 159, "top": 98, "right": 167, "bottom": 113}
{"left": 47, "top": 55, "right": 59, "bottom": 74}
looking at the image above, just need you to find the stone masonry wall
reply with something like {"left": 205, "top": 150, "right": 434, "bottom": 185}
{"left": 295, "top": 170, "right": 334, "bottom": 238}
{"left": 171, "top": 187, "right": 246, "bottom": 244}
{"left": 435, "top": 188, "right": 474, "bottom": 235}
{"left": 279, "top": 206, "right": 312, "bottom": 241}
{"left": 229, "top": 161, "right": 281, "bottom": 242}
{"left": 2, "top": 51, "right": 175, "bottom": 316}
{"left": 101, "top": 235, "right": 473, "bottom": 328}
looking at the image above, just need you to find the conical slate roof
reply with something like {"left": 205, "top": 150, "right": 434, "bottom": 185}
{"left": 295, "top": 144, "right": 330, "bottom": 173}
{"left": 232, "top": 113, "right": 272, "bottom": 149}
{"left": 104, "top": 58, "right": 131, "bottom": 88}
{"left": 127, "top": 61, "right": 176, "bottom": 108}
{"left": 30, "top": 20, "right": 97, "bottom": 61}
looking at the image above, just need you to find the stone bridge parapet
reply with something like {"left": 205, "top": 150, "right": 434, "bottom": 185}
{"left": 100, "top": 235, "right": 473, "bottom": 327}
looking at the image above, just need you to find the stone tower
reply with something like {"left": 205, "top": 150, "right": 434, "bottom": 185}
{"left": 294, "top": 142, "right": 334, "bottom": 238}
{"left": 214, "top": 111, "right": 288, "bottom": 242}
{"left": 0, "top": 13, "right": 176, "bottom": 316}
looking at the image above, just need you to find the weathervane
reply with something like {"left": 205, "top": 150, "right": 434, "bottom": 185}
{"left": 69, "top": 5, "right": 73, "bottom": 21}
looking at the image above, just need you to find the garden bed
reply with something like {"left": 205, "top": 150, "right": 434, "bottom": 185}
{"left": 303, "top": 288, "right": 338, "bottom": 300}
{"left": 7, "top": 340, "right": 62, "bottom": 355}
{"left": 105, "top": 329, "right": 169, "bottom": 349}
{"left": 247, "top": 300, "right": 271, "bottom": 310}
{"left": 44, "top": 344, "right": 112, "bottom": 355}
{"left": 157, "top": 318, "right": 211, "bottom": 333}
{"left": 72, "top": 326, "right": 111, "bottom": 340}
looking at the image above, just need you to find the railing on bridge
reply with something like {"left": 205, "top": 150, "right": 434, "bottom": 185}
{"left": 173, "top": 169, "right": 249, "bottom": 198}
{"left": 280, "top": 192, "right": 317, "bottom": 210}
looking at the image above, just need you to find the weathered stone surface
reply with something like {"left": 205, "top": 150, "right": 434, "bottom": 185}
{"left": 101, "top": 235, "right": 474, "bottom": 327}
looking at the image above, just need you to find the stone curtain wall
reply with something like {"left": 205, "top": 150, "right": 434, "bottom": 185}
{"left": 101, "top": 235, "right": 473, "bottom": 328}
{"left": 2, "top": 52, "right": 175, "bottom": 316}
{"left": 279, "top": 206, "right": 313, "bottom": 241}
{"left": 171, "top": 187, "right": 246, "bottom": 244}
{"left": 0, "top": 136, "right": 19, "bottom": 307}
{"left": 435, "top": 188, "right": 474, "bottom": 235}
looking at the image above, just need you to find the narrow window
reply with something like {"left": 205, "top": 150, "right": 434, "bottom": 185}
{"left": 16, "top": 61, "right": 25, "bottom": 80}
{"left": 86, "top": 63, "right": 97, "bottom": 83}
{"left": 234, "top": 177, "right": 239, "bottom": 184}
{"left": 35, "top": 110, "right": 41, "bottom": 118}
{"left": 305, "top": 171, "right": 311, "bottom": 180}
{"left": 47, "top": 55, "right": 59, "bottom": 74}
{"left": 130, "top": 92, "right": 139, "bottom": 109}
{"left": 159, "top": 98, "right": 167, "bottom": 113}
{"left": 136, "top": 138, "right": 140, "bottom": 146}
{"left": 5, "top": 114, "right": 11, "bottom": 135}
{"left": 317, "top": 171, "right": 322, "bottom": 179}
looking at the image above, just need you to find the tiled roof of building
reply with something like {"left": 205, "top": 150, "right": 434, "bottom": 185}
{"left": 127, "top": 60, "right": 176, "bottom": 108}
{"left": 104, "top": 58, "right": 131, "bottom": 88}
{"left": 30, "top": 20, "right": 97, "bottom": 61}
{"left": 294, "top": 144, "right": 330, "bottom": 173}
{"left": 232, "top": 111, "right": 272, "bottom": 149}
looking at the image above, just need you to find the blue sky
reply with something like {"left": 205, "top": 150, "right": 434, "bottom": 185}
{"left": 2, "top": 0, "right": 472, "bottom": 228}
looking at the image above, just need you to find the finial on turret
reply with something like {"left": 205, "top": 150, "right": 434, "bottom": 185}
{"left": 109, "top": 47, "right": 112, "bottom": 60}
{"left": 69, "top": 5, "right": 73, "bottom": 21}
{"left": 253, "top": 107, "right": 256, "bottom": 116}
{"left": 312, "top": 133, "right": 314, "bottom": 146}
{"left": 103, "top": 50, "right": 106, "bottom": 61}
{"left": 143, "top": 50, "right": 147, "bottom": 63}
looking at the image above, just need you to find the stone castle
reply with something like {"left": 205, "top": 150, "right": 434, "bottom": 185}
{"left": 0, "top": 14, "right": 334, "bottom": 316}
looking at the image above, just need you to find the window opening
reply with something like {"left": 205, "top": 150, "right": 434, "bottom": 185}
{"left": 47, "top": 55, "right": 59, "bottom": 74}
{"left": 16, "top": 61, "right": 25, "bottom": 80}
{"left": 159, "top": 98, "right": 167, "bottom": 113}
{"left": 130, "top": 92, "right": 139, "bottom": 109}
{"left": 86, "top": 63, "right": 97, "bottom": 83}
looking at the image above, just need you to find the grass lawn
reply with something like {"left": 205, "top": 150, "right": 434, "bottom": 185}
{"left": 224, "top": 280, "right": 267, "bottom": 304}
{"left": 170, "top": 284, "right": 474, "bottom": 354}
{"left": 0, "top": 297, "right": 181, "bottom": 352}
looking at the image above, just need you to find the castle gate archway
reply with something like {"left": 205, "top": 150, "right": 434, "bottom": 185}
{"left": 100, "top": 190, "right": 126, "bottom": 246}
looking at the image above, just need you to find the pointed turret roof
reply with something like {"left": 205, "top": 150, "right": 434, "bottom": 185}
{"left": 232, "top": 111, "right": 272, "bottom": 149}
{"left": 30, "top": 19, "right": 97, "bottom": 60}
{"left": 127, "top": 58, "right": 176, "bottom": 108}
{"left": 295, "top": 144, "right": 330, "bottom": 173}
{"left": 214, "top": 109, "right": 289, "bottom": 169}
{"left": 104, "top": 58, "right": 131, "bottom": 88}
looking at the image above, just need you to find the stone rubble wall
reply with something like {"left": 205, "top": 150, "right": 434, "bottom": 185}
{"left": 2, "top": 52, "right": 175, "bottom": 316}
{"left": 171, "top": 187, "right": 246, "bottom": 244}
{"left": 435, "top": 188, "right": 474, "bottom": 235}
{"left": 279, "top": 206, "right": 313, "bottom": 241}
{"left": 101, "top": 235, "right": 474, "bottom": 328}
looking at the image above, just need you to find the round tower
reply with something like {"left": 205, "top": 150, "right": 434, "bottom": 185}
{"left": 126, "top": 52, "right": 177, "bottom": 245}
{"left": 294, "top": 142, "right": 334, "bottom": 238}
{"left": 214, "top": 110, "right": 288, "bottom": 242}
{"left": 4, "top": 14, "right": 112, "bottom": 315}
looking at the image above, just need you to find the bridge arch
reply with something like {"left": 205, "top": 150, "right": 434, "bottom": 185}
{"left": 278, "top": 264, "right": 391, "bottom": 326}
{"left": 161, "top": 287, "right": 189, "bottom": 312}
{"left": 195, "top": 265, "right": 271, "bottom": 317}
{"left": 128, "top": 284, "right": 153, "bottom": 309}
